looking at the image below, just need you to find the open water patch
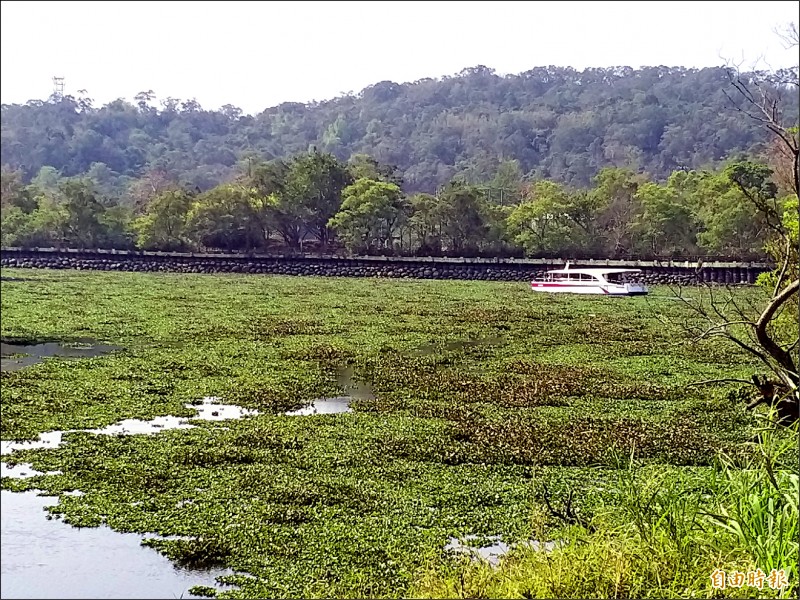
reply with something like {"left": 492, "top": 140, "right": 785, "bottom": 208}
{"left": 1, "top": 397, "right": 259, "bottom": 477}
{"left": 1, "top": 340, "right": 121, "bottom": 372}
{"left": 285, "top": 396, "right": 354, "bottom": 416}
{"left": 285, "top": 365, "right": 375, "bottom": 416}
{"left": 445, "top": 534, "right": 559, "bottom": 567}
{"left": 0, "top": 490, "right": 234, "bottom": 599}
{"left": 410, "top": 336, "right": 505, "bottom": 357}
{"left": 0, "top": 397, "right": 257, "bottom": 595}
{"left": 0, "top": 462, "right": 61, "bottom": 479}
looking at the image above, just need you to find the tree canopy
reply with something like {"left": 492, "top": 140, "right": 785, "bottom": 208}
{"left": 1, "top": 59, "right": 797, "bottom": 260}
{"left": 2, "top": 150, "right": 796, "bottom": 261}
{"left": 2, "top": 65, "right": 797, "bottom": 196}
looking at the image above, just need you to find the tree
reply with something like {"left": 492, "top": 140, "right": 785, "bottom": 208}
{"left": 284, "top": 150, "right": 352, "bottom": 249}
{"left": 589, "top": 167, "right": 642, "bottom": 257}
{"left": 3, "top": 64, "right": 793, "bottom": 198}
{"left": 134, "top": 90, "right": 156, "bottom": 112}
{"left": 59, "top": 179, "right": 114, "bottom": 248}
{"left": 240, "top": 158, "right": 289, "bottom": 248}
{"left": 127, "top": 169, "right": 180, "bottom": 213}
{"left": 676, "top": 25, "right": 799, "bottom": 424}
{"left": 1, "top": 167, "right": 36, "bottom": 213}
{"left": 86, "top": 162, "right": 124, "bottom": 202}
{"left": 346, "top": 154, "right": 403, "bottom": 186}
{"left": 436, "top": 183, "right": 488, "bottom": 254}
{"left": 630, "top": 175, "right": 699, "bottom": 258}
{"left": 486, "top": 159, "right": 525, "bottom": 205}
{"left": 724, "top": 23, "right": 799, "bottom": 201}
{"left": 0, "top": 195, "right": 66, "bottom": 248}
{"left": 242, "top": 159, "right": 306, "bottom": 250}
{"left": 186, "top": 184, "right": 263, "bottom": 251}
{"left": 133, "top": 190, "right": 194, "bottom": 251}
{"left": 101, "top": 204, "right": 136, "bottom": 249}
{"left": 482, "top": 203, "right": 516, "bottom": 256}
{"left": 328, "top": 178, "right": 405, "bottom": 254}
{"left": 695, "top": 163, "right": 778, "bottom": 260}
{"left": 30, "top": 167, "right": 63, "bottom": 194}
{"left": 506, "top": 181, "right": 595, "bottom": 257}
{"left": 674, "top": 182, "right": 797, "bottom": 424}
{"left": 407, "top": 193, "right": 444, "bottom": 255}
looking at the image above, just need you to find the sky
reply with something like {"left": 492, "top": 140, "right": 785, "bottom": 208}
{"left": 1, "top": 0, "right": 797, "bottom": 115}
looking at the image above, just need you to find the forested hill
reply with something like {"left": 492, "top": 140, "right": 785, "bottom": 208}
{"left": 1, "top": 65, "right": 797, "bottom": 194}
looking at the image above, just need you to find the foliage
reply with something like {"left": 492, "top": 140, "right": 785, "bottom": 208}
{"left": 507, "top": 181, "right": 594, "bottom": 257}
{"left": 435, "top": 183, "right": 489, "bottom": 254}
{"left": 2, "top": 270, "right": 788, "bottom": 598}
{"left": 705, "top": 414, "right": 799, "bottom": 584}
{"left": 186, "top": 184, "right": 263, "bottom": 251}
{"left": 2, "top": 66, "right": 796, "bottom": 196}
{"left": 328, "top": 178, "right": 405, "bottom": 253}
{"left": 0, "top": 156, "right": 790, "bottom": 260}
{"left": 669, "top": 28, "right": 799, "bottom": 427}
{"left": 631, "top": 177, "right": 699, "bottom": 258}
{"left": 283, "top": 150, "right": 352, "bottom": 248}
{"left": 755, "top": 194, "right": 799, "bottom": 358}
{"left": 1, "top": 197, "right": 66, "bottom": 247}
{"left": 413, "top": 417, "right": 798, "bottom": 598}
{"left": 133, "top": 190, "right": 195, "bottom": 251}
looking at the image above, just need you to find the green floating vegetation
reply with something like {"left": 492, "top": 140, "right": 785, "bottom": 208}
{"left": 2, "top": 268, "right": 792, "bottom": 599}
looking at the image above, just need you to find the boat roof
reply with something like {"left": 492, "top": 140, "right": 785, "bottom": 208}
{"left": 546, "top": 268, "right": 643, "bottom": 275}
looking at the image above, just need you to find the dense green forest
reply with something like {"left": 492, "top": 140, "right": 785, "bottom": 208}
{"left": 1, "top": 63, "right": 798, "bottom": 259}
{"left": 2, "top": 149, "right": 796, "bottom": 260}
{"left": 2, "top": 65, "right": 797, "bottom": 194}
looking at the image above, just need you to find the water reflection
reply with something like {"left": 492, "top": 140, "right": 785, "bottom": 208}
{"left": 0, "top": 462, "right": 61, "bottom": 479}
{"left": 336, "top": 365, "right": 375, "bottom": 401}
{"left": 1, "top": 397, "right": 259, "bottom": 476}
{"left": 411, "top": 336, "right": 505, "bottom": 357}
{"left": 285, "top": 365, "right": 375, "bottom": 416}
{"left": 285, "top": 396, "right": 353, "bottom": 416}
{"left": 1, "top": 341, "right": 120, "bottom": 372}
{"left": 445, "top": 534, "right": 558, "bottom": 566}
{"left": 0, "top": 490, "right": 233, "bottom": 599}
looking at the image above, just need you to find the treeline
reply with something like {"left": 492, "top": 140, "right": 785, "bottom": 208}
{"left": 2, "top": 149, "right": 796, "bottom": 260}
{"left": 2, "top": 65, "right": 797, "bottom": 194}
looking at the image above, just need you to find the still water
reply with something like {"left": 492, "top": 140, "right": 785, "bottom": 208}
{"left": 0, "top": 342, "right": 120, "bottom": 372}
{"left": 1, "top": 490, "right": 234, "bottom": 599}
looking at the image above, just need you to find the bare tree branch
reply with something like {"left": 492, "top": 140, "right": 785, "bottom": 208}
{"left": 723, "top": 62, "right": 800, "bottom": 199}
{"left": 772, "top": 238, "right": 792, "bottom": 298}
{"left": 774, "top": 22, "right": 799, "bottom": 51}
{"left": 685, "top": 25, "right": 800, "bottom": 426}
{"left": 755, "top": 278, "right": 800, "bottom": 378}
{"left": 542, "top": 485, "right": 595, "bottom": 532}
{"left": 696, "top": 321, "right": 755, "bottom": 339}
{"left": 687, "top": 378, "right": 758, "bottom": 387}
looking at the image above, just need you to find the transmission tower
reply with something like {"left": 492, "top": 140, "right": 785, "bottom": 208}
{"left": 52, "top": 76, "right": 65, "bottom": 100}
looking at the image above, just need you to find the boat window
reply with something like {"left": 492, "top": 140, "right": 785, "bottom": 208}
{"left": 606, "top": 272, "right": 635, "bottom": 283}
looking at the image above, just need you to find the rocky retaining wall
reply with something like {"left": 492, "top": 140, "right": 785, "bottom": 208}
{"left": 0, "top": 248, "right": 770, "bottom": 285}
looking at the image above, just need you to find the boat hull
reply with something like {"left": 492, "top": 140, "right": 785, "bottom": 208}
{"left": 530, "top": 282, "right": 648, "bottom": 296}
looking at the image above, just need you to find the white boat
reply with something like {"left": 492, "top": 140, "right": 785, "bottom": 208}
{"left": 530, "top": 264, "right": 648, "bottom": 296}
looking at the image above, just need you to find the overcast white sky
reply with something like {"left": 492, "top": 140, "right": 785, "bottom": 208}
{"left": 1, "top": 0, "right": 797, "bottom": 115}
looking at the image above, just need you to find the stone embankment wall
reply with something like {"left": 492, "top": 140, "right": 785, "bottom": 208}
{"left": 0, "top": 248, "right": 770, "bottom": 285}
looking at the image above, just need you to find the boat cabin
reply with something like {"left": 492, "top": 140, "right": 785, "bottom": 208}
{"left": 531, "top": 266, "right": 648, "bottom": 296}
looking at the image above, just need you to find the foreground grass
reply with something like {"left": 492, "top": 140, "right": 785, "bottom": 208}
{"left": 413, "top": 416, "right": 798, "bottom": 599}
{"left": 1, "top": 268, "right": 794, "bottom": 598}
